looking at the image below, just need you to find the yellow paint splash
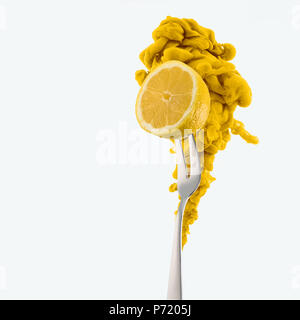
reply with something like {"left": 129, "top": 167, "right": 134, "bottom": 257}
{"left": 135, "top": 16, "right": 259, "bottom": 247}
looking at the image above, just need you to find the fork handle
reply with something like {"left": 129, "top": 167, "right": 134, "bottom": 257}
{"left": 167, "top": 198, "right": 188, "bottom": 300}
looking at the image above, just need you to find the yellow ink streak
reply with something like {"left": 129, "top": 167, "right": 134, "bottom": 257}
{"left": 135, "top": 16, "right": 259, "bottom": 247}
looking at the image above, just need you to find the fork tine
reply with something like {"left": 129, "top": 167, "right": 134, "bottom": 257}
{"left": 175, "top": 139, "right": 187, "bottom": 180}
{"left": 188, "top": 134, "right": 201, "bottom": 176}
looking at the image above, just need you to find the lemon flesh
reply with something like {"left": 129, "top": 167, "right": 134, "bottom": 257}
{"left": 136, "top": 61, "right": 210, "bottom": 138}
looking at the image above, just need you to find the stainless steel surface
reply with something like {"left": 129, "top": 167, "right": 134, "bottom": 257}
{"left": 167, "top": 134, "right": 202, "bottom": 300}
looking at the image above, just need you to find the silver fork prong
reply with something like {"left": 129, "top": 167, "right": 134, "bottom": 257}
{"left": 175, "top": 139, "right": 187, "bottom": 180}
{"left": 188, "top": 134, "right": 201, "bottom": 176}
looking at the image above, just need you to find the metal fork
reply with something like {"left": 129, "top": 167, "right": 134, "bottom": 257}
{"left": 167, "top": 134, "right": 202, "bottom": 300}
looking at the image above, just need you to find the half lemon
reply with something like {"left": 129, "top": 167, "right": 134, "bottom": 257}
{"left": 136, "top": 60, "right": 210, "bottom": 138}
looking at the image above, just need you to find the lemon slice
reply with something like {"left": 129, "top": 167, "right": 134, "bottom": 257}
{"left": 136, "top": 60, "right": 210, "bottom": 138}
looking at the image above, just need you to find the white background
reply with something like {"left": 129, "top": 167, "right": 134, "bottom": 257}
{"left": 0, "top": 0, "right": 300, "bottom": 300}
